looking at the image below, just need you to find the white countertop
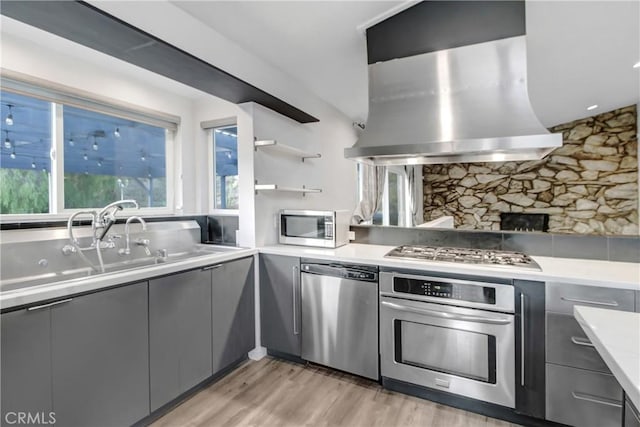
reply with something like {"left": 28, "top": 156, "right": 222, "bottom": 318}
{"left": 2, "top": 243, "right": 638, "bottom": 310}
{"left": 260, "top": 244, "right": 640, "bottom": 290}
{"left": 574, "top": 306, "right": 640, "bottom": 409}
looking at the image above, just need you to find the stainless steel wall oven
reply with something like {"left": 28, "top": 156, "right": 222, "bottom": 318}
{"left": 380, "top": 270, "right": 516, "bottom": 408}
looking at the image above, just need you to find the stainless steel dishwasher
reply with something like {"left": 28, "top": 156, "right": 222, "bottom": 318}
{"left": 300, "top": 261, "right": 379, "bottom": 380}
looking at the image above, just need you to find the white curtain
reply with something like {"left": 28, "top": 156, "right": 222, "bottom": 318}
{"left": 352, "top": 163, "right": 386, "bottom": 224}
{"left": 405, "top": 165, "right": 420, "bottom": 227}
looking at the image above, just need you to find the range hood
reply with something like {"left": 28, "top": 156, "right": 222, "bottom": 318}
{"left": 345, "top": 36, "right": 562, "bottom": 165}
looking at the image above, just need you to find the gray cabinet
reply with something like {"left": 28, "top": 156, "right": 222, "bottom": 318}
{"left": 260, "top": 254, "right": 301, "bottom": 356}
{"left": 211, "top": 256, "right": 255, "bottom": 373}
{"left": 149, "top": 269, "right": 213, "bottom": 411}
{"left": 51, "top": 282, "right": 149, "bottom": 427}
{"left": 545, "top": 282, "right": 635, "bottom": 427}
{"left": 514, "top": 280, "right": 546, "bottom": 420}
{"left": 1, "top": 307, "right": 53, "bottom": 427}
{"left": 546, "top": 312, "right": 610, "bottom": 373}
{"left": 546, "top": 364, "right": 623, "bottom": 427}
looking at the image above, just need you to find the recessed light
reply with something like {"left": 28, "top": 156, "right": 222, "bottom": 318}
{"left": 587, "top": 104, "right": 598, "bottom": 111}
{"left": 633, "top": 61, "right": 640, "bottom": 69}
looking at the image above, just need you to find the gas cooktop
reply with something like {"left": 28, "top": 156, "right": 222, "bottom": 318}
{"left": 385, "top": 245, "right": 542, "bottom": 271}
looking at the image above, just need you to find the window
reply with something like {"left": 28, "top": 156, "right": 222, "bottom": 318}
{"left": 0, "top": 81, "right": 176, "bottom": 216}
{"left": 373, "top": 167, "right": 407, "bottom": 226}
{"left": 212, "top": 125, "right": 238, "bottom": 210}
{"left": 62, "top": 106, "right": 167, "bottom": 209}
{"left": 0, "top": 92, "right": 52, "bottom": 214}
{"left": 356, "top": 164, "right": 410, "bottom": 227}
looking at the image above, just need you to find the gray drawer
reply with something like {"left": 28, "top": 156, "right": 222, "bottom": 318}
{"left": 546, "top": 282, "right": 635, "bottom": 314}
{"left": 546, "top": 363, "right": 623, "bottom": 427}
{"left": 546, "top": 312, "right": 610, "bottom": 373}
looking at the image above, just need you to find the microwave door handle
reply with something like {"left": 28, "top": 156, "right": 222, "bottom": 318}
{"left": 381, "top": 301, "right": 512, "bottom": 325}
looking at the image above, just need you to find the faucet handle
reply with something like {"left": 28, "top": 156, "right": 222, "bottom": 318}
{"left": 134, "top": 238, "right": 151, "bottom": 256}
{"left": 134, "top": 238, "right": 150, "bottom": 246}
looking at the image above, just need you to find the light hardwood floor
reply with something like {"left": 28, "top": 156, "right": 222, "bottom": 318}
{"left": 152, "top": 357, "right": 519, "bottom": 427}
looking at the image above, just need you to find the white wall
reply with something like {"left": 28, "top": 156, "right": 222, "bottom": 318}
{"left": 0, "top": 13, "right": 360, "bottom": 243}
{"left": 252, "top": 104, "right": 358, "bottom": 246}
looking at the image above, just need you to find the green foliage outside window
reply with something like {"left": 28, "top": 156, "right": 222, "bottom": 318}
{"left": 0, "top": 169, "right": 49, "bottom": 214}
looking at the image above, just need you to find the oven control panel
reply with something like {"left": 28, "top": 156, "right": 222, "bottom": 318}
{"left": 393, "top": 277, "right": 496, "bottom": 305}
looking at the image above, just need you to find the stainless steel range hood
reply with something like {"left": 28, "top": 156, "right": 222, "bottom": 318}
{"left": 345, "top": 36, "right": 562, "bottom": 165}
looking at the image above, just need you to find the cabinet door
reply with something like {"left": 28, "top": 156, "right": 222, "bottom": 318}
{"left": 149, "top": 269, "right": 213, "bottom": 411}
{"left": 211, "top": 257, "right": 255, "bottom": 373}
{"left": 1, "top": 307, "right": 52, "bottom": 427}
{"left": 259, "top": 254, "right": 301, "bottom": 356}
{"left": 514, "top": 280, "right": 546, "bottom": 419}
{"left": 51, "top": 282, "right": 149, "bottom": 427}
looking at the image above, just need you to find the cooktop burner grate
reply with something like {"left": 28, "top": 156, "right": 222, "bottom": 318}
{"left": 385, "top": 245, "right": 541, "bottom": 271}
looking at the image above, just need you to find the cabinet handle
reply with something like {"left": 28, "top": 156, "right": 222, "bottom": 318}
{"left": 520, "top": 293, "right": 525, "bottom": 387}
{"left": 27, "top": 298, "right": 73, "bottom": 311}
{"left": 560, "top": 296, "right": 619, "bottom": 307}
{"left": 571, "top": 391, "right": 622, "bottom": 408}
{"left": 292, "top": 266, "right": 299, "bottom": 335}
{"left": 571, "top": 336, "right": 595, "bottom": 347}
{"left": 202, "top": 264, "right": 222, "bottom": 271}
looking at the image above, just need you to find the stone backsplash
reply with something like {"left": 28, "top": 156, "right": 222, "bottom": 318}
{"left": 423, "top": 105, "right": 639, "bottom": 235}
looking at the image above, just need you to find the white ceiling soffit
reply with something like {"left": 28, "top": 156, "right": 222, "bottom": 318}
{"left": 174, "top": 0, "right": 639, "bottom": 127}
{"left": 171, "top": 0, "right": 404, "bottom": 123}
{"left": 526, "top": 1, "right": 640, "bottom": 127}
{"left": 0, "top": 15, "right": 213, "bottom": 101}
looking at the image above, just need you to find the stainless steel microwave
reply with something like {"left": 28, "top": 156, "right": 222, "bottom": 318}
{"left": 279, "top": 210, "right": 351, "bottom": 248}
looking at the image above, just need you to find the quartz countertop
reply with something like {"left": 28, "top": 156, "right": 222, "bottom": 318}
{"left": 3, "top": 242, "right": 638, "bottom": 311}
{"left": 260, "top": 244, "right": 640, "bottom": 290}
{"left": 574, "top": 306, "right": 640, "bottom": 409}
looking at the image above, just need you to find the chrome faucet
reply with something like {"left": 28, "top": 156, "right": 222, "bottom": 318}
{"left": 119, "top": 216, "right": 148, "bottom": 256}
{"left": 95, "top": 199, "right": 139, "bottom": 241}
{"left": 63, "top": 199, "right": 141, "bottom": 273}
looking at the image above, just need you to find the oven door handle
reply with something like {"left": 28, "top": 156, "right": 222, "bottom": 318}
{"left": 381, "top": 301, "right": 512, "bottom": 325}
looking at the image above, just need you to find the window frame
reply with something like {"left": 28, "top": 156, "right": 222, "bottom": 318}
{"left": 206, "top": 122, "right": 239, "bottom": 215}
{"left": 0, "top": 72, "right": 179, "bottom": 220}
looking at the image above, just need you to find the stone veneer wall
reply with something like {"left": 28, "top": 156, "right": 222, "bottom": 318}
{"left": 423, "top": 105, "right": 639, "bottom": 235}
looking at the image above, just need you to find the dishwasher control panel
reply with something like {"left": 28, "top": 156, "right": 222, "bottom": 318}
{"left": 301, "top": 262, "right": 378, "bottom": 282}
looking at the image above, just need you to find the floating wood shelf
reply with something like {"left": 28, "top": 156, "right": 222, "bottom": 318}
{"left": 254, "top": 140, "right": 321, "bottom": 162}
{"left": 254, "top": 183, "right": 322, "bottom": 196}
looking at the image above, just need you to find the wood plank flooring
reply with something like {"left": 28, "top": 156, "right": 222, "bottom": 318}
{"left": 151, "top": 357, "right": 518, "bottom": 427}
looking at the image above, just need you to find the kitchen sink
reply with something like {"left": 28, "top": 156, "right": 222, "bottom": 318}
{"left": 0, "top": 244, "right": 243, "bottom": 293}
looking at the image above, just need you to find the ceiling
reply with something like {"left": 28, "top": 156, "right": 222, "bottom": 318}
{"left": 171, "top": 0, "right": 404, "bottom": 123}
{"left": 173, "top": 0, "right": 640, "bottom": 128}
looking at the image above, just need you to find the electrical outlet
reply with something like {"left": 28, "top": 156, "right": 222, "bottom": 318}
{"left": 348, "top": 231, "right": 355, "bottom": 241}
